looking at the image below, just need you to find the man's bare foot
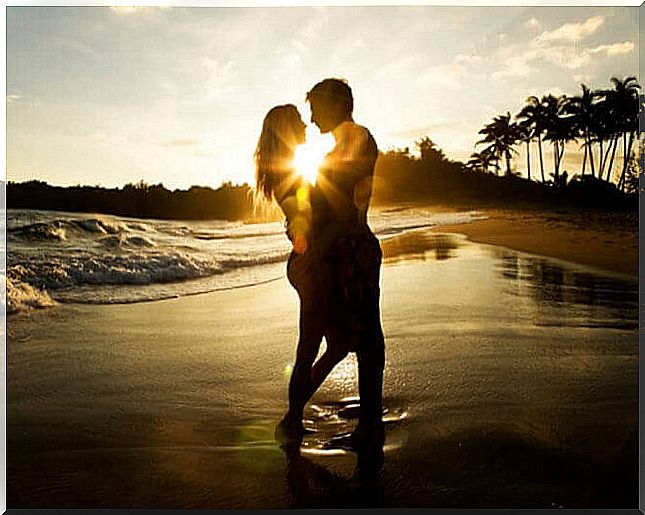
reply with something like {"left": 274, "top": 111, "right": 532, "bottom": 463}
{"left": 350, "top": 421, "right": 385, "bottom": 451}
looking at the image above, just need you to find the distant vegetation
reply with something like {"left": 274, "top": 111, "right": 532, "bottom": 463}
{"left": 373, "top": 75, "right": 641, "bottom": 209}
{"left": 372, "top": 136, "right": 639, "bottom": 210}
{"left": 468, "top": 76, "right": 641, "bottom": 189}
{"left": 6, "top": 180, "right": 277, "bottom": 221}
{"left": 7, "top": 75, "right": 640, "bottom": 220}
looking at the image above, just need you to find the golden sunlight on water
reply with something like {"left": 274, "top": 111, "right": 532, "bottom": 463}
{"left": 292, "top": 130, "right": 334, "bottom": 184}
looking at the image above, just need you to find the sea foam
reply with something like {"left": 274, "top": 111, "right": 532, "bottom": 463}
{"left": 5, "top": 276, "right": 57, "bottom": 314}
{"left": 7, "top": 207, "right": 486, "bottom": 308}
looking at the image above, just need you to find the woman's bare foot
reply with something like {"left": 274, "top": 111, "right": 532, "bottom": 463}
{"left": 275, "top": 414, "right": 306, "bottom": 446}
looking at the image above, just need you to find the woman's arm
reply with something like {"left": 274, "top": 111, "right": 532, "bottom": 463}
{"left": 275, "top": 178, "right": 313, "bottom": 246}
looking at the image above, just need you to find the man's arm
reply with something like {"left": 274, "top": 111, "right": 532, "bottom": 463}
{"left": 328, "top": 124, "right": 377, "bottom": 225}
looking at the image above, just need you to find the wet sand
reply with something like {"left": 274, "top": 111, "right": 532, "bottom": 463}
{"left": 427, "top": 207, "right": 638, "bottom": 278}
{"left": 7, "top": 232, "right": 638, "bottom": 509}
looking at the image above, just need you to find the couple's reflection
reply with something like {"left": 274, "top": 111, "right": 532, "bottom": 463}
{"left": 282, "top": 440, "right": 384, "bottom": 508}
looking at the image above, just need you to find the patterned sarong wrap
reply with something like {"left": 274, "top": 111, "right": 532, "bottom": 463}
{"left": 287, "top": 227, "right": 383, "bottom": 352}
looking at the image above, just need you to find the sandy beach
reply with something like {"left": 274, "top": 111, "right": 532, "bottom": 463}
{"left": 427, "top": 207, "right": 638, "bottom": 278}
{"left": 7, "top": 212, "right": 638, "bottom": 509}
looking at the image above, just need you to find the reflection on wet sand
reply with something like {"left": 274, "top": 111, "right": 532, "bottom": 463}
{"left": 492, "top": 248, "right": 638, "bottom": 329}
{"left": 283, "top": 443, "right": 384, "bottom": 508}
{"left": 382, "top": 231, "right": 460, "bottom": 262}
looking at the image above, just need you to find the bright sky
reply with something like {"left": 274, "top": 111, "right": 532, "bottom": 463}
{"left": 6, "top": 4, "right": 639, "bottom": 189}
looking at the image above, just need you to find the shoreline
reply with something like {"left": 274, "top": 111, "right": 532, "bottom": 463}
{"left": 426, "top": 207, "right": 637, "bottom": 278}
{"left": 6, "top": 205, "right": 637, "bottom": 318}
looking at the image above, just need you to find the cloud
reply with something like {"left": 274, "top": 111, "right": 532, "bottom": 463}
{"left": 296, "top": 9, "right": 329, "bottom": 41}
{"left": 490, "top": 15, "right": 632, "bottom": 80}
{"left": 88, "top": 128, "right": 125, "bottom": 145}
{"left": 202, "top": 58, "right": 236, "bottom": 82}
{"left": 278, "top": 39, "right": 310, "bottom": 70}
{"left": 525, "top": 18, "right": 541, "bottom": 30}
{"left": 588, "top": 41, "right": 634, "bottom": 57}
{"left": 89, "top": 128, "right": 201, "bottom": 150}
{"left": 538, "top": 86, "right": 566, "bottom": 97}
{"left": 417, "top": 49, "right": 489, "bottom": 89}
{"left": 110, "top": 6, "right": 170, "bottom": 15}
{"left": 192, "top": 150, "right": 214, "bottom": 157}
{"left": 155, "top": 139, "right": 200, "bottom": 148}
{"left": 391, "top": 125, "right": 442, "bottom": 140}
{"left": 52, "top": 35, "right": 96, "bottom": 55}
{"left": 492, "top": 55, "right": 536, "bottom": 79}
{"left": 375, "top": 56, "right": 417, "bottom": 79}
{"left": 279, "top": 53, "right": 302, "bottom": 69}
{"left": 290, "top": 39, "right": 309, "bottom": 55}
{"left": 537, "top": 15, "right": 604, "bottom": 43}
{"left": 454, "top": 51, "right": 485, "bottom": 65}
{"left": 391, "top": 118, "right": 470, "bottom": 139}
{"left": 201, "top": 58, "right": 237, "bottom": 101}
{"left": 573, "top": 73, "right": 593, "bottom": 84}
{"left": 420, "top": 63, "right": 470, "bottom": 89}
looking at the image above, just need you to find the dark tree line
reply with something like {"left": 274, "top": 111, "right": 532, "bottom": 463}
{"left": 372, "top": 135, "right": 638, "bottom": 210}
{"left": 7, "top": 180, "right": 262, "bottom": 221}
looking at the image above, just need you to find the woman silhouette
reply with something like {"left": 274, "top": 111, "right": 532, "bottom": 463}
{"left": 255, "top": 102, "right": 383, "bottom": 446}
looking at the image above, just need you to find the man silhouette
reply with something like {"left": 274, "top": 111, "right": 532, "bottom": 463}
{"left": 306, "top": 78, "right": 385, "bottom": 448}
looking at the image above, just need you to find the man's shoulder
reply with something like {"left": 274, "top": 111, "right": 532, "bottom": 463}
{"left": 335, "top": 121, "right": 377, "bottom": 154}
{"left": 338, "top": 121, "right": 372, "bottom": 138}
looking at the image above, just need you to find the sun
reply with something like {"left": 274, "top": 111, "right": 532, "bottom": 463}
{"left": 292, "top": 129, "right": 335, "bottom": 185}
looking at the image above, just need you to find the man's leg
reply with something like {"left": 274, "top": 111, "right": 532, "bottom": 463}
{"left": 354, "top": 326, "right": 385, "bottom": 448}
{"left": 353, "top": 232, "right": 386, "bottom": 447}
{"left": 308, "top": 323, "right": 354, "bottom": 400}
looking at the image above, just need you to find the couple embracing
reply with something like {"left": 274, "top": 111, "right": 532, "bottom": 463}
{"left": 255, "top": 78, "right": 386, "bottom": 452}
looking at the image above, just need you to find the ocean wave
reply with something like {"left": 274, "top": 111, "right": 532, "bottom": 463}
{"left": 6, "top": 207, "right": 486, "bottom": 308}
{"left": 99, "top": 234, "right": 156, "bottom": 248}
{"left": 5, "top": 276, "right": 57, "bottom": 315}
{"left": 9, "top": 217, "right": 126, "bottom": 240}
{"left": 220, "top": 251, "right": 291, "bottom": 269}
{"left": 8, "top": 253, "right": 223, "bottom": 290}
{"left": 193, "top": 231, "right": 282, "bottom": 241}
{"left": 126, "top": 222, "right": 152, "bottom": 232}
{"left": 7, "top": 247, "right": 290, "bottom": 294}
{"left": 8, "top": 220, "right": 70, "bottom": 241}
{"left": 77, "top": 218, "right": 124, "bottom": 234}
{"left": 377, "top": 222, "right": 438, "bottom": 239}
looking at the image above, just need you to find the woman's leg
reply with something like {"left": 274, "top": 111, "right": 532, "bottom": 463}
{"left": 285, "top": 306, "right": 325, "bottom": 424}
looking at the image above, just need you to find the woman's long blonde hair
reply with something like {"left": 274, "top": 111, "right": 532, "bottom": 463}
{"left": 255, "top": 104, "right": 303, "bottom": 201}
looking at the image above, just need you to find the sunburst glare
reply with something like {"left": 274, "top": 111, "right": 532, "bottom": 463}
{"left": 293, "top": 129, "right": 334, "bottom": 184}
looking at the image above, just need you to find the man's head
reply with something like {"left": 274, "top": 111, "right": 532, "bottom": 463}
{"left": 306, "top": 78, "right": 353, "bottom": 133}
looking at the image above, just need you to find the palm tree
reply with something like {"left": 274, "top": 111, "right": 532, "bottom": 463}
{"left": 466, "top": 150, "right": 494, "bottom": 174}
{"left": 541, "top": 94, "right": 570, "bottom": 182}
{"left": 560, "top": 85, "right": 596, "bottom": 177}
{"left": 609, "top": 76, "right": 641, "bottom": 190}
{"left": 598, "top": 77, "right": 639, "bottom": 183}
{"left": 516, "top": 96, "right": 547, "bottom": 182}
{"left": 591, "top": 87, "right": 618, "bottom": 182}
{"left": 476, "top": 112, "right": 519, "bottom": 176}
{"left": 515, "top": 120, "right": 533, "bottom": 181}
